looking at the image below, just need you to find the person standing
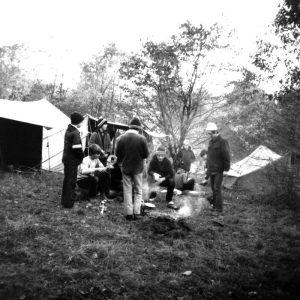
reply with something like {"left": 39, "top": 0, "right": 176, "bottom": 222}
{"left": 61, "top": 112, "right": 85, "bottom": 209}
{"left": 115, "top": 117, "right": 149, "bottom": 221}
{"left": 176, "top": 142, "right": 196, "bottom": 172}
{"left": 206, "top": 122, "right": 230, "bottom": 212}
{"left": 148, "top": 146, "right": 176, "bottom": 209}
{"left": 89, "top": 117, "right": 112, "bottom": 166}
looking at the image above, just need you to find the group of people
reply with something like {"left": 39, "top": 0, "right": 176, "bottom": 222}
{"left": 61, "top": 112, "right": 230, "bottom": 220}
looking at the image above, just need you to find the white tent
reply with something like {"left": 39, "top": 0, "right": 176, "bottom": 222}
{"left": 0, "top": 99, "right": 70, "bottom": 172}
{"left": 223, "top": 145, "right": 285, "bottom": 194}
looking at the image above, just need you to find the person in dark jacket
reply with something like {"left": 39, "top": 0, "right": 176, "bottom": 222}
{"left": 148, "top": 146, "right": 176, "bottom": 208}
{"left": 116, "top": 117, "right": 149, "bottom": 221}
{"left": 89, "top": 117, "right": 112, "bottom": 166}
{"left": 206, "top": 122, "right": 230, "bottom": 212}
{"left": 61, "top": 112, "right": 85, "bottom": 208}
{"left": 176, "top": 142, "right": 196, "bottom": 172}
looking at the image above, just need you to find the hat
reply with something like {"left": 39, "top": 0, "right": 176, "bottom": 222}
{"left": 156, "top": 146, "right": 166, "bottom": 155}
{"left": 97, "top": 117, "right": 107, "bottom": 128}
{"left": 129, "top": 117, "right": 142, "bottom": 129}
{"left": 70, "top": 112, "right": 84, "bottom": 125}
{"left": 206, "top": 122, "right": 218, "bottom": 131}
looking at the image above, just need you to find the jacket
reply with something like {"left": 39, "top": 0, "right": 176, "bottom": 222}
{"left": 206, "top": 134, "right": 230, "bottom": 174}
{"left": 116, "top": 129, "right": 149, "bottom": 175}
{"left": 148, "top": 155, "right": 174, "bottom": 180}
{"left": 89, "top": 130, "right": 112, "bottom": 154}
{"left": 62, "top": 124, "right": 84, "bottom": 165}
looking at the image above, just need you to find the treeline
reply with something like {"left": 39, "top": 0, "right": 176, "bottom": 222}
{"left": 0, "top": 1, "right": 299, "bottom": 167}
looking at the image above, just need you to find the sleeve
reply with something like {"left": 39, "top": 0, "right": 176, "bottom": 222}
{"left": 191, "top": 151, "right": 196, "bottom": 162}
{"left": 222, "top": 140, "right": 231, "bottom": 171}
{"left": 147, "top": 157, "right": 155, "bottom": 176}
{"left": 115, "top": 138, "right": 123, "bottom": 163}
{"left": 142, "top": 138, "right": 149, "bottom": 159}
{"left": 89, "top": 132, "right": 98, "bottom": 146}
{"left": 72, "top": 132, "right": 84, "bottom": 160}
{"left": 164, "top": 159, "right": 174, "bottom": 179}
{"left": 79, "top": 157, "right": 90, "bottom": 175}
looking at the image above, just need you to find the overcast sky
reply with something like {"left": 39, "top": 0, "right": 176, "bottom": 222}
{"left": 0, "top": 0, "right": 282, "bottom": 91}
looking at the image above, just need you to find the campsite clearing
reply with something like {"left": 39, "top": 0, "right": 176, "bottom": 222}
{"left": 0, "top": 171, "right": 299, "bottom": 299}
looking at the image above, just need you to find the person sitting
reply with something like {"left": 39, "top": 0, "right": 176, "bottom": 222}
{"left": 174, "top": 167, "right": 195, "bottom": 192}
{"left": 77, "top": 144, "right": 114, "bottom": 201}
{"left": 148, "top": 146, "right": 176, "bottom": 209}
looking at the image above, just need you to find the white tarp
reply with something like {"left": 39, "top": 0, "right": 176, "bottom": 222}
{"left": 226, "top": 145, "right": 282, "bottom": 178}
{"left": 0, "top": 98, "right": 69, "bottom": 129}
{"left": 0, "top": 98, "right": 70, "bottom": 172}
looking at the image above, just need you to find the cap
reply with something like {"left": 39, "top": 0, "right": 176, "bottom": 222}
{"left": 70, "top": 112, "right": 84, "bottom": 125}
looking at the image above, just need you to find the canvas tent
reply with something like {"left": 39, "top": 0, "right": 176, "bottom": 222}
{"left": 0, "top": 99, "right": 69, "bottom": 172}
{"left": 223, "top": 145, "right": 287, "bottom": 195}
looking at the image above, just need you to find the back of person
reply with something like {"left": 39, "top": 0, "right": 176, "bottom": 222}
{"left": 116, "top": 131, "right": 149, "bottom": 175}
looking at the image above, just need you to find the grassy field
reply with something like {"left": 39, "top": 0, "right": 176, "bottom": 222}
{"left": 0, "top": 171, "right": 299, "bottom": 300}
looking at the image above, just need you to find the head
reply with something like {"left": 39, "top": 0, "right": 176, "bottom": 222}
{"left": 129, "top": 117, "right": 142, "bottom": 131}
{"left": 200, "top": 149, "right": 208, "bottom": 160}
{"left": 97, "top": 118, "right": 108, "bottom": 131}
{"left": 206, "top": 122, "right": 219, "bottom": 139}
{"left": 155, "top": 146, "right": 166, "bottom": 162}
{"left": 70, "top": 112, "right": 84, "bottom": 128}
{"left": 89, "top": 143, "right": 102, "bottom": 159}
{"left": 183, "top": 142, "right": 189, "bottom": 150}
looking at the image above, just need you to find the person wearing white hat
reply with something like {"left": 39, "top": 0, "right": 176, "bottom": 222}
{"left": 206, "top": 122, "right": 230, "bottom": 212}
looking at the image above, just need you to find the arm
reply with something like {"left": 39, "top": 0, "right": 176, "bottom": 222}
{"left": 80, "top": 158, "right": 107, "bottom": 175}
{"left": 72, "top": 132, "right": 84, "bottom": 160}
{"left": 222, "top": 140, "right": 231, "bottom": 171}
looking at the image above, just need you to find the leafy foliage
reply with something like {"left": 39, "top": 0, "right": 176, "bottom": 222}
{"left": 74, "top": 44, "right": 125, "bottom": 120}
{"left": 0, "top": 44, "right": 30, "bottom": 100}
{"left": 120, "top": 22, "right": 230, "bottom": 157}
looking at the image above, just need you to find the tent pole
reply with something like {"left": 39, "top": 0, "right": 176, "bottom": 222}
{"left": 47, "top": 136, "right": 50, "bottom": 170}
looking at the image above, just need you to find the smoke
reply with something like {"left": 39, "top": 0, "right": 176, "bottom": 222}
{"left": 177, "top": 196, "right": 209, "bottom": 218}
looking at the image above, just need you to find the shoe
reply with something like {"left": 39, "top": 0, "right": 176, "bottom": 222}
{"left": 206, "top": 196, "right": 214, "bottom": 205}
{"left": 149, "top": 191, "right": 157, "bottom": 199}
{"left": 167, "top": 201, "right": 179, "bottom": 210}
{"left": 125, "top": 215, "right": 134, "bottom": 221}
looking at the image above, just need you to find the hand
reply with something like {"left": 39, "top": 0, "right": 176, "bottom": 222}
{"left": 157, "top": 177, "right": 165, "bottom": 184}
{"left": 153, "top": 173, "right": 160, "bottom": 181}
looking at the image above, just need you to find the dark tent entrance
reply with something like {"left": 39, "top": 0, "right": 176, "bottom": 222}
{"left": 0, "top": 117, "right": 43, "bottom": 170}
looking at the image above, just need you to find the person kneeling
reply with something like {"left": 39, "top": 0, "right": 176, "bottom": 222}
{"left": 174, "top": 167, "right": 195, "bottom": 192}
{"left": 148, "top": 146, "right": 176, "bottom": 209}
{"left": 77, "top": 144, "right": 113, "bottom": 201}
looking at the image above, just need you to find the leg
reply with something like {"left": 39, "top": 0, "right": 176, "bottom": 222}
{"left": 132, "top": 172, "right": 143, "bottom": 216}
{"left": 122, "top": 173, "right": 133, "bottom": 216}
{"left": 182, "top": 178, "right": 195, "bottom": 191}
{"left": 213, "top": 173, "right": 223, "bottom": 212}
{"left": 161, "top": 177, "right": 175, "bottom": 203}
{"left": 96, "top": 170, "right": 111, "bottom": 196}
{"left": 77, "top": 176, "right": 99, "bottom": 198}
{"left": 61, "top": 163, "right": 78, "bottom": 208}
{"left": 210, "top": 174, "right": 216, "bottom": 206}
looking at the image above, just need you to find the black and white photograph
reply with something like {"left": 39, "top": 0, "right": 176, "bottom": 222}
{"left": 0, "top": 0, "right": 299, "bottom": 299}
